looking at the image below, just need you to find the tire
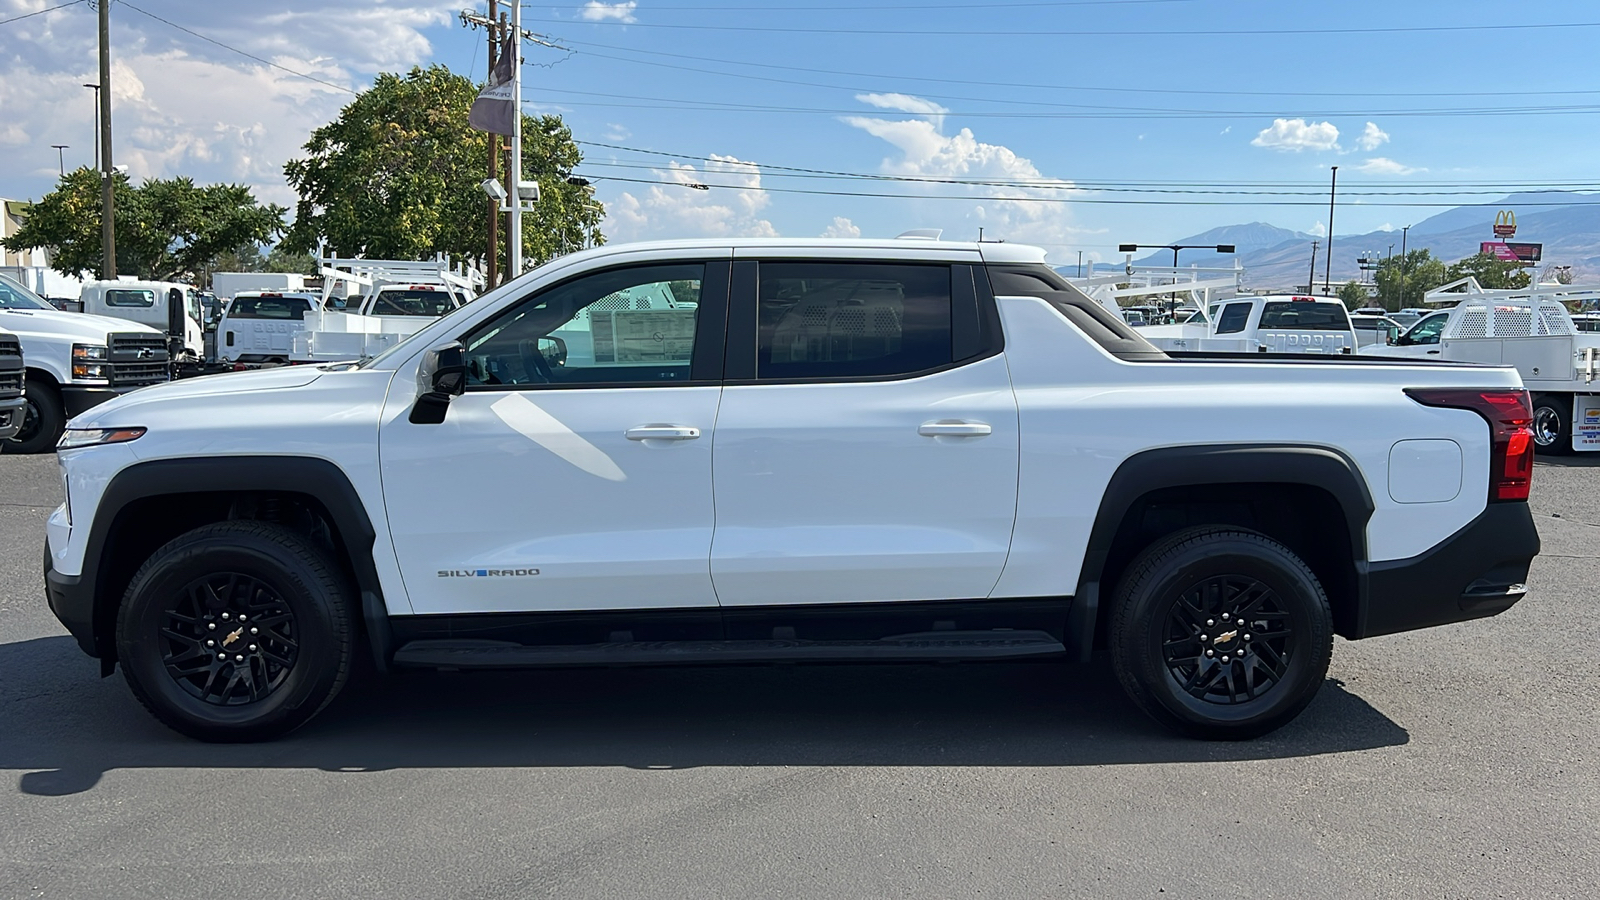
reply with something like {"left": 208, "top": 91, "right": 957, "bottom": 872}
{"left": 4, "top": 376, "right": 65, "bottom": 454}
{"left": 1532, "top": 395, "right": 1572, "bottom": 456}
{"left": 1109, "top": 527, "right": 1333, "bottom": 740}
{"left": 115, "top": 521, "right": 353, "bottom": 742}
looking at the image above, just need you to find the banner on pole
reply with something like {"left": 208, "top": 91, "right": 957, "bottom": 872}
{"left": 469, "top": 34, "right": 516, "bottom": 136}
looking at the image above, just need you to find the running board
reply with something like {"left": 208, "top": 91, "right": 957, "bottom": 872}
{"left": 391, "top": 630, "right": 1066, "bottom": 669}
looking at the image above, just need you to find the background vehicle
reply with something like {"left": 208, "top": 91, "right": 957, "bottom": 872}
{"left": 0, "top": 326, "right": 23, "bottom": 441}
{"left": 217, "top": 291, "right": 319, "bottom": 366}
{"left": 1350, "top": 314, "right": 1402, "bottom": 347}
{"left": 211, "top": 272, "right": 307, "bottom": 302}
{"left": 79, "top": 280, "right": 204, "bottom": 367}
{"left": 290, "top": 255, "right": 482, "bottom": 363}
{"left": 0, "top": 272, "right": 169, "bottom": 453}
{"left": 45, "top": 239, "right": 1539, "bottom": 744}
{"left": 1367, "top": 277, "right": 1600, "bottom": 454}
{"left": 1139, "top": 294, "right": 1359, "bottom": 354}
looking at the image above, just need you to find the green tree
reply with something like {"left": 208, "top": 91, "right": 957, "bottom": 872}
{"left": 281, "top": 65, "right": 603, "bottom": 271}
{"left": 1, "top": 168, "right": 285, "bottom": 282}
{"left": 1373, "top": 249, "right": 1448, "bottom": 310}
{"left": 1446, "top": 252, "right": 1531, "bottom": 290}
{"left": 1336, "top": 280, "right": 1370, "bottom": 309}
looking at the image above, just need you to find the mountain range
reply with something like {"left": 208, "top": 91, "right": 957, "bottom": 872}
{"left": 1099, "top": 191, "right": 1600, "bottom": 290}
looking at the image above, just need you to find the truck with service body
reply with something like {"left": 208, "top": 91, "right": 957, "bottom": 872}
{"left": 78, "top": 280, "right": 205, "bottom": 367}
{"left": 1363, "top": 277, "right": 1600, "bottom": 454}
{"left": 211, "top": 272, "right": 308, "bottom": 303}
{"left": 0, "top": 272, "right": 169, "bottom": 454}
{"left": 43, "top": 238, "right": 1541, "bottom": 742}
{"left": 290, "top": 255, "right": 482, "bottom": 363}
{"left": 0, "top": 326, "right": 24, "bottom": 441}
{"left": 217, "top": 291, "right": 321, "bottom": 366}
{"left": 1138, "top": 295, "right": 1360, "bottom": 355}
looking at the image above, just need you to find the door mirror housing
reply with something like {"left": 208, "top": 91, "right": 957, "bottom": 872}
{"left": 409, "top": 341, "right": 467, "bottom": 425}
{"left": 538, "top": 335, "right": 567, "bottom": 367}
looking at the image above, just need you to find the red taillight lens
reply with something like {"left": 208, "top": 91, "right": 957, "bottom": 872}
{"left": 1405, "top": 388, "right": 1534, "bottom": 502}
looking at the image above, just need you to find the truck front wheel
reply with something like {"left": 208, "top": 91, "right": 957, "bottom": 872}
{"left": 4, "top": 375, "right": 65, "bottom": 454}
{"left": 1109, "top": 527, "right": 1334, "bottom": 740}
{"left": 1532, "top": 395, "right": 1572, "bottom": 456}
{"left": 115, "top": 521, "right": 353, "bottom": 742}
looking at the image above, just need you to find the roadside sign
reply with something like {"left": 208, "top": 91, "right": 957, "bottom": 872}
{"left": 1494, "top": 210, "right": 1517, "bottom": 237}
{"left": 1480, "top": 241, "right": 1542, "bottom": 263}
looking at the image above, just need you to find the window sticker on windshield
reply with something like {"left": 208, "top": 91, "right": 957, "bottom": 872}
{"left": 590, "top": 309, "right": 695, "bottom": 365}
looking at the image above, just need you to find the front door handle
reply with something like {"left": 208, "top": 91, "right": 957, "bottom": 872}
{"left": 1426, "top": 349, "right": 1440, "bottom": 355}
{"left": 919, "top": 420, "right": 991, "bottom": 437}
{"left": 626, "top": 425, "right": 701, "bottom": 441}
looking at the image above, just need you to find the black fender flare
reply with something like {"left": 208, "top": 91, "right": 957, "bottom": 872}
{"left": 1070, "top": 444, "right": 1376, "bottom": 657}
{"left": 80, "top": 456, "right": 382, "bottom": 661}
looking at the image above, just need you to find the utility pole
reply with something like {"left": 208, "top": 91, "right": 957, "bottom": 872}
{"left": 485, "top": 0, "right": 500, "bottom": 289}
{"left": 1077, "top": 250, "right": 1084, "bottom": 278}
{"left": 51, "top": 145, "right": 68, "bottom": 176}
{"left": 96, "top": 0, "right": 116, "bottom": 280}
{"left": 83, "top": 84, "right": 100, "bottom": 169}
{"left": 1323, "top": 165, "right": 1337, "bottom": 294}
{"left": 1400, "top": 224, "right": 1410, "bottom": 305}
{"left": 1308, "top": 240, "right": 1320, "bottom": 293}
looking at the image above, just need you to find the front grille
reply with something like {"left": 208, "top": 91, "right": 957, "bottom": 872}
{"left": 0, "top": 336, "right": 19, "bottom": 359}
{"left": 0, "top": 371, "right": 20, "bottom": 397}
{"left": 107, "top": 333, "right": 170, "bottom": 387}
{"left": 0, "top": 336, "right": 21, "bottom": 397}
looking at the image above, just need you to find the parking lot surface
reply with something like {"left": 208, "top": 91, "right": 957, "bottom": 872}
{"left": 1, "top": 453, "right": 1596, "bottom": 899}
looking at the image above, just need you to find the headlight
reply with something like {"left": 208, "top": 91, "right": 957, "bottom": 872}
{"left": 71, "top": 344, "right": 110, "bottom": 381}
{"left": 71, "top": 363, "right": 107, "bottom": 380}
{"left": 71, "top": 344, "right": 108, "bottom": 361}
{"left": 57, "top": 427, "right": 146, "bottom": 451}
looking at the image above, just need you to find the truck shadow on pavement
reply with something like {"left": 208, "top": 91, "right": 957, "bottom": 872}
{"left": 2, "top": 635, "right": 1408, "bottom": 796}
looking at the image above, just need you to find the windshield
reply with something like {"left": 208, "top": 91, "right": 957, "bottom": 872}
{"left": 0, "top": 274, "right": 55, "bottom": 310}
{"left": 228, "top": 296, "right": 314, "bottom": 320}
{"left": 1259, "top": 301, "right": 1350, "bottom": 330}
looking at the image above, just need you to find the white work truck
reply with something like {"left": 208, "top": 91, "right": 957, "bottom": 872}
{"left": 78, "top": 280, "right": 205, "bottom": 366}
{"left": 290, "top": 255, "right": 482, "bottom": 363}
{"left": 0, "top": 272, "right": 169, "bottom": 454}
{"left": 0, "top": 326, "right": 23, "bottom": 441}
{"left": 1365, "top": 277, "right": 1600, "bottom": 454}
{"left": 1139, "top": 295, "right": 1359, "bottom": 355}
{"left": 217, "top": 291, "right": 320, "bottom": 366}
{"left": 44, "top": 238, "right": 1540, "bottom": 743}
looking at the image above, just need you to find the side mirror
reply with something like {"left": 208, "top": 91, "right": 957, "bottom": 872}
{"left": 408, "top": 341, "right": 467, "bottom": 425}
{"left": 538, "top": 335, "right": 568, "bottom": 367}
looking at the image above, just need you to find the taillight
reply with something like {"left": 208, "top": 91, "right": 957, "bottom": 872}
{"left": 1405, "top": 388, "right": 1534, "bottom": 502}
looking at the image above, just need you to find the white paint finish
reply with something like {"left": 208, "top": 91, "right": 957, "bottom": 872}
{"left": 1388, "top": 440, "right": 1463, "bottom": 504}
{"left": 710, "top": 355, "right": 1019, "bottom": 606}
{"left": 379, "top": 385, "right": 723, "bottom": 614}
{"left": 990, "top": 295, "right": 1512, "bottom": 598}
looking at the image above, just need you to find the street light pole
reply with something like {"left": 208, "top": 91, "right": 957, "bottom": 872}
{"left": 50, "top": 145, "right": 68, "bottom": 176}
{"left": 1323, "top": 165, "right": 1338, "bottom": 294}
{"left": 83, "top": 84, "right": 100, "bottom": 170}
{"left": 96, "top": 0, "right": 116, "bottom": 280}
{"left": 1400, "top": 224, "right": 1410, "bottom": 305}
{"left": 1308, "top": 240, "right": 1319, "bottom": 293}
{"left": 507, "top": 0, "right": 522, "bottom": 279}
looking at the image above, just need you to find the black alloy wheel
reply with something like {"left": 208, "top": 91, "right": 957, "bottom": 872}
{"left": 1110, "top": 527, "right": 1333, "bottom": 740}
{"left": 117, "top": 520, "right": 353, "bottom": 742}
{"left": 158, "top": 573, "right": 300, "bottom": 706}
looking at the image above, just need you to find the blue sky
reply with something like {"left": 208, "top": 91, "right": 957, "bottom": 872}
{"left": 4, "top": 0, "right": 1599, "bottom": 266}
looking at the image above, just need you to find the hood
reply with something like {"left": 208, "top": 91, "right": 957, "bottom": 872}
{"left": 0, "top": 307, "right": 164, "bottom": 343}
{"left": 69, "top": 365, "right": 325, "bottom": 427}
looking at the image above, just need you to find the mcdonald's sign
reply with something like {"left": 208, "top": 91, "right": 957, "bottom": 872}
{"left": 1494, "top": 210, "right": 1517, "bottom": 237}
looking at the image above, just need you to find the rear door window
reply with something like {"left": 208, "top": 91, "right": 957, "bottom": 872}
{"left": 228, "top": 296, "right": 314, "bottom": 320}
{"left": 1259, "top": 301, "right": 1350, "bottom": 330}
{"left": 756, "top": 262, "right": 952, "bottom": 380}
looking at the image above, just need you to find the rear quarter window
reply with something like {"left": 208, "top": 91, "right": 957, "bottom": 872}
{"left": 1259, "top": 302, "right": 1350, "bottom": 330}
{"left": 105, "top": 289, "right": 155, "bottom": 308}
{"left": 228, "top": 297, "right": 313, "bottom": 320}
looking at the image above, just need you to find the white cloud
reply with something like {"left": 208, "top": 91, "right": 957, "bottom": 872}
{"left": 1356, "top": 157, "right": 1425, "bottom": 175}
{"left": 603, "top": 123, "right": 632, "bottom": 141}
{"left": 854, "top": 92, "right": 949, "bottom": 130}
{"left": 1378, "top": 222, "right": 1395, "bottom": 232}
{"left": 580, "top": 2, "right": 639, "bottom": 23}
{"left": 841, "top": 94, "right": 1083, "bottom": 248}
{"left": 603, "top": 154, "right": 778, "bottom": 241}
{"left": 1308, "top": 222, "right": 1327, "bottom": 238}
{"left": 820, "top": 216, "right": 861, "bottom": 239}
{"left": 1220, "top": 126, "right": 1231, "bottom": 135}
{"left": 1356, "top": 122, "right": 1390, "bottom": 151}
{"left": 1251, "top": 118, "right": 1341, "bottom": 152}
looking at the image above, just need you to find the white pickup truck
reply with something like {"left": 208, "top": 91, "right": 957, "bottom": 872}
{"left": 43, "top": 238, "right": 1540, "bottom": 743}
{"left": 1139, "top": 295, "right": 1359, "bottom": 355}
{"left": 0, "top": 326, "right": 23, "bottom": 441}
{"left": 217, "top": 291, "right": 320, "bottom": 366}
{"left": 290, "top": 282, "right": 469, "bottom": 363}
{"left": 0, "top": 272, "right": 170, "bottom": 454}
{"left": 1363, "top": 277, "right": 1600, "bottom": 454}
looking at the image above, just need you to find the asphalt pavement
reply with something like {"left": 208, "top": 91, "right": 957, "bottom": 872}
{"left": 0, "top": 452, "right": 1595, "bottom": 899}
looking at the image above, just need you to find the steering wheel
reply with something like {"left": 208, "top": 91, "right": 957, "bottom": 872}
{"left": 517, "top": 339, "right": 554, "bottom": 383}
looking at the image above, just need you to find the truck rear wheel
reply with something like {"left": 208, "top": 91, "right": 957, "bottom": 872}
{"left": 115, "top": 521, "right": 353, "bottom": 742}
{"left": 1109, "top": 527, "right": 1333, "bottom": 740}
{"left": 4, "top": 375, "right": 64, "bottom": 454}
{"left": 1532, "top": 395, "right": 1572, "bottom": 456}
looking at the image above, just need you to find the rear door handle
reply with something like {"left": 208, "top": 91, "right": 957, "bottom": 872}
{"left": 919, "top": 420, "right": 992, "bottom": 437}
{"left": 625, "top": 425, "right": 701, "bottom": 441}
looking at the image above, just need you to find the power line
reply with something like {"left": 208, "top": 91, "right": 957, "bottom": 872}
{"left": 548, "top": 0, "right": 1198, "bottom": 8}
{"left": 532, "top": 16, "right": 1600, "bottom": 37}
{"left": 118, "top": 1, "right": 360, "bottom": 95}
{"left": 0, "top": 0, "right": 84, "bottom": 27}
{"left": 562, "top": 36, "right": 1600, "bottom": 100}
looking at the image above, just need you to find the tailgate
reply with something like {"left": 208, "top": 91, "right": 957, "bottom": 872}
{"left": 1257, "top": 328, "right": 1353, "bottom": 354}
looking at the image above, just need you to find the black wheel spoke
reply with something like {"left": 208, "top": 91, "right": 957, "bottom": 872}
{"left": 1162, "top": 574, "right": 1296, "bottom": 706}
